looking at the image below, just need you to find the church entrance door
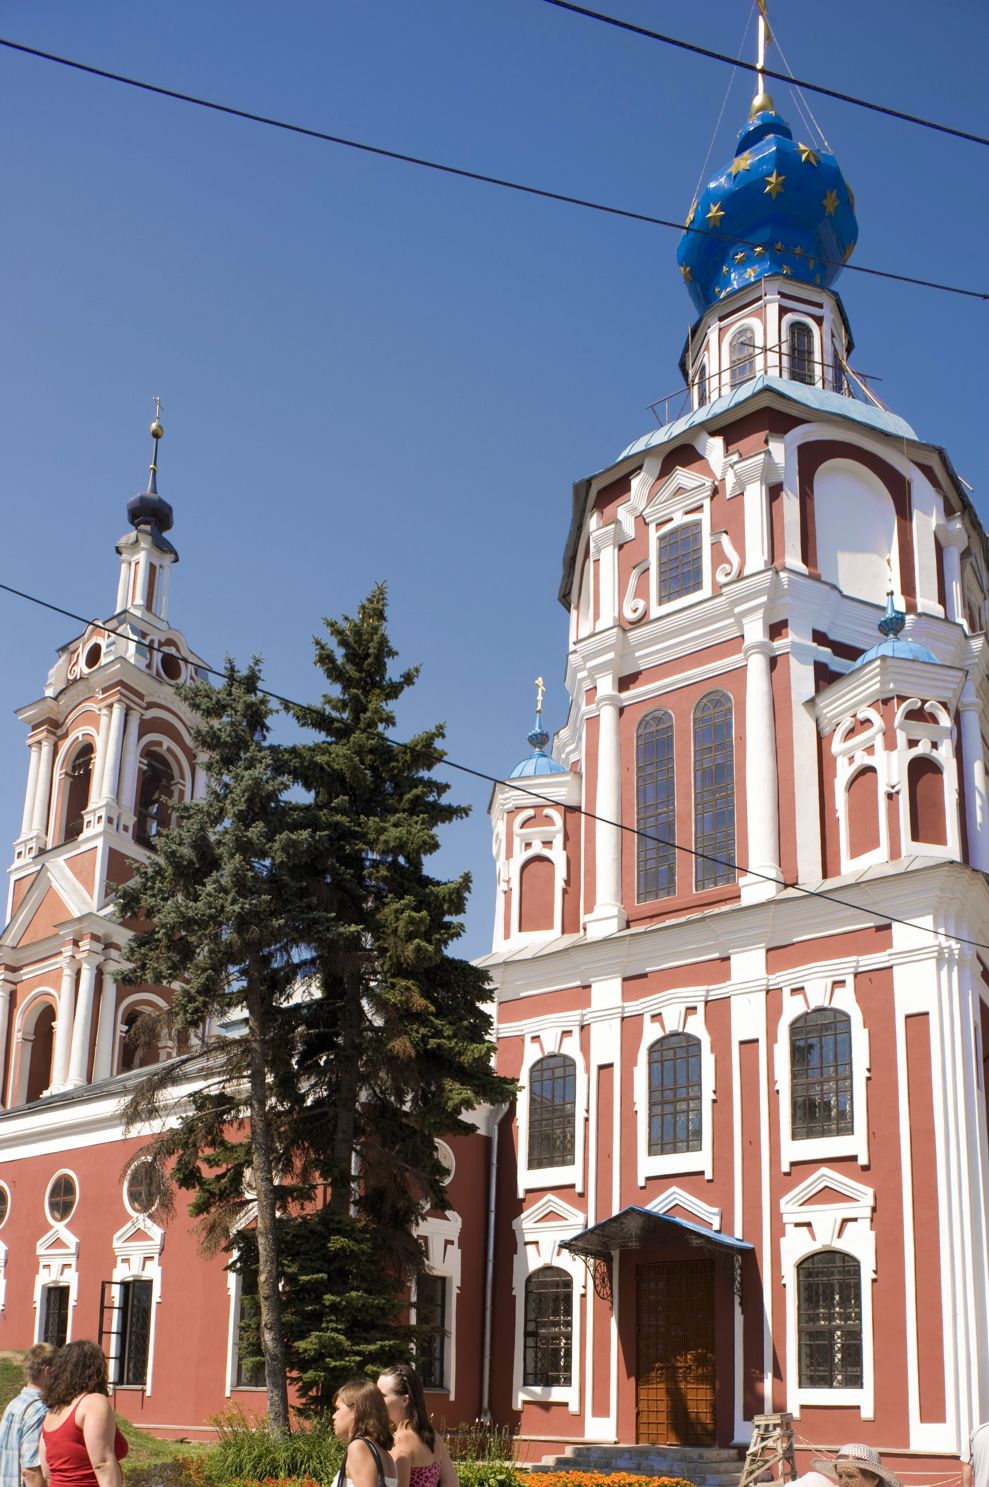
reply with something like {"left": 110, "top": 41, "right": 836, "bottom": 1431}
{"left": 636, "top": 1258, "right": 716, "bottom": 1445}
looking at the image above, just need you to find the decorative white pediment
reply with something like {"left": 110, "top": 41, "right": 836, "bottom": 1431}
{"left": 782, "top": 1165, "right": 875, "bottom": 1222}
{"left": 112, "top": 1216, "right": 164, "bottom": 1258}
{"left": 36, "top": 1224, "right": 80, "bottom": 1260}
{"left": 2, "top": 858, "right": 95, "bottom": 948}
{"left": 617, "top": 463, "right": 715, "bottom": 542}
{"left": 646, "top": 1187, "right": 722, "bottom": 1232}
{"left": 515, "top": 1193, "right": 586, "bottom": 1233}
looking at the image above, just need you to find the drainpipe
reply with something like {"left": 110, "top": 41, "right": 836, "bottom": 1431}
{"left": 480, "top": 1102, "right": 510, "bottom": 1423}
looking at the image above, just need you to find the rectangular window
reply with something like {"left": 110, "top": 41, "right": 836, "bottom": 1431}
{"left": 118, "top": 1278, "right": 153, "bottom": 1387}
{"left": 523, "top": 1269, "right": 573, "bottom": 1387}
{"left": 415, "top": 1272, "right": 448, "bottom": 1390}
{"left": 797, "top": 1252, "right": 863, "bottom": 1388}
{"left": 234, "top": 1272, "right": 265, "bottom": 1389}
{"left": 636, "top": 712, "right": 676, "bottom": 901}
{"left": 658, "top": 521, "right": 704, "bottom": 606}
{"left": 693, "top": 693, "right": 735, "bottom": 890}
{"left": 43, "top": 1284, "right": 70, "bottom": 1348}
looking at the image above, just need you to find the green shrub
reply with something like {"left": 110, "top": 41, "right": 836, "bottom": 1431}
{"left": 203, "top": 1411, "right": 343, "bottom": 1485}
{"left": 125, "top": 1463, "right": 201, "bottom": 1487}
{"left": 444, "top": 1422, "right": 518, "bottom": 1464}
{"left": 455, "top": 1465, "right": 522, "bottom": 1487}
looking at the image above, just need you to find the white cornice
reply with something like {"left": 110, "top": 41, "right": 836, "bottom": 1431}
{"left": 814, "top": 656, "right": 966, "bottom": 735}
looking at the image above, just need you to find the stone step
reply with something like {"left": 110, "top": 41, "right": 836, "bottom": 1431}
{"left": 531, "top": 1443, "right": 743, "bottom": 1482}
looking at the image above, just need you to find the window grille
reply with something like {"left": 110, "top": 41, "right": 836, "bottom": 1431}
{"left": 117, "top": 1278, "right": 153, "bottom": 1387}
{"left": 42, "top": 1285, "right": 70, "bottom": 1348}
{"left": 636, "top": 711, "right": 676, "bottom": 901}
{"left": 791, "top": 1008, "right": 854, "bottom": 1138}
{"left": 698, "top": 361, "right": 708, "bottom": 406}
{"left": 415, "top": 1272, "right": 448, "bottom": 1390}
{"left": 788, "top": 321, "right": 815, "bottom": 384}
{"left": 797, "top": 1250, "right": 863, "bottom": 1388}
{"left": 234, "top": 1270, "right": 265, "bottom": 1389}
{"left": 648, "top": 1033, "right": 702, "bottom": 1154}
{"left": 658, "top": 521, "right": 703, "bottom": 606}
{"left": 527, "top": 1054, "right": 576, "bottom": 1169}
{"left": 693, "top": 692, "right": 735, "bottom": 889}
{"left": 729, "top": 328, "right": 756, "bottom": 388}
{"left": 523, "top": 1268, "right": 573, "bottom": 1387}
{"left": 47, "top": 1173, "right": 77, "bottom": 1223}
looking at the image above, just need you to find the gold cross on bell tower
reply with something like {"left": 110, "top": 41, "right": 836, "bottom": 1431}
{"left": 534, "top": 676, "right": 546, "bottom": 713}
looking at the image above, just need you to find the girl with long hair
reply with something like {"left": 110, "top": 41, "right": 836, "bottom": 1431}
{"left": 376, "top": 1365, "right": 458, "bottom": 1487}
{"left": 38, "top": 1341, "right": 128, "bottom": 1487}
{"left": 332, "top": 1379, "right": 399, "bottom": 1487}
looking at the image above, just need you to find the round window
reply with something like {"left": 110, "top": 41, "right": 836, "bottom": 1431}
{"left": 125, "top": 1162, "right": 163, "bottom": 1216}
{"left": 0, "top": 1184, "right": 9, "bottom": 1228}
{"left": 435, "top": 1140, "right": 455, "bottom": 1186}
{"left": 47, "top": 1172, "right": 77, "bottom": 1224}
{"left": 159, "top": 651, "right": 184, "bottom": 683}
{"left": 83, "top": 642, "right": 103, "bottom": 671}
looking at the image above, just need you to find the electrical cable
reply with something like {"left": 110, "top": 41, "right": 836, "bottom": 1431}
{"left": 2, "top": 575, "right": 987, "bottom": 956}
{"left": 0, "top": 35, "right": 985, "bottom": 303}
{"left": 537, "top": 0, "right": 989, "bottom": 150}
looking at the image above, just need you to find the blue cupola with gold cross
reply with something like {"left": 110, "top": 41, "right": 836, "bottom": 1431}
{"left": 676, "top": 88, "right": 858, "bottom": 313}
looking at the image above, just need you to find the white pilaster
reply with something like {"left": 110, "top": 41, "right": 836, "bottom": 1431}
{"left": 959, "top": 684, "right": 989, "bottom": 872}
{"left": 135, "top": 548, "right": 150, "bottom": 610}
{"left": 159, "top": 560, "right": 172, "bottom": 622}
{"left": 66, "top": 951, "right": 101, "bottom": 1087}
{"left": 585, "top": 689, "right": 627, "bottom": 939}
{"left": 91, "top": 706, "right": 111, "bottom": 813}
{"left": 31, "top": 734, "right": 55, "bottom": 841}
{"left": 936, "top": 518, "right": 967, "bottom": 629}
{"left": 0, "top": 973, "right": 13, "bottom": 1107}
{"left": 192, "top": 759, "right": 208, "bottom": 800}
{"left": 92, "top": 951, "right": 121, "bottom": 1082}
{"left": 115, "top": 557, "right": 130, "bottom": 614}
{"left": 51, "top": 951, "right": 77, "bottom": 1090}
{"left": 20, "top": 742, "right": 42, "bottom": 838}
{"left": 724, "top": 450, "right": 782, "bottom": 576}
{"left": 590, "top": 524, "right": 620, "bottom": 631}
{"left": 118, "top": 706, "right": 142, "bottom": 822}
{"left": 740, "top": 623, "right": 782, "bottom": 901}
{"left": 99, "top": 699, "right": 127, "bottom": 803}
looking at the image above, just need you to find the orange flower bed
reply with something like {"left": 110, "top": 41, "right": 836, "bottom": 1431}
{"left": 519, "top": 1474, "right": 697, "bottom": 1487}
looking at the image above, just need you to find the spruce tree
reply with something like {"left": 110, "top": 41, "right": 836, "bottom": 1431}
{"left": 115, "top": 660, "right": 312, "bottom": 1430}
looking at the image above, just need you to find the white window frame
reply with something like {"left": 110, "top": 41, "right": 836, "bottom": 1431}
{"left": 109, "top": 1215, "right": 164, "bottom": 1392}
{"left": 894, "top": 698, "right": 960, "bottom": 859}
{"left": 633, "top": 1004, "right": 715, "bottom": 1183}
{"left": 516, "top": 1026, "right": 587, "bottom": 1196}
{"left": 512, "top": 1193, "right": 586, "bottom": 1413}
{"left": 33, "top": 1222, "right": 80, "bottom": 1343}
{"left": 414, "top": 1211, "right": 462, "bottom": 1398}
{"left": 508, "top": 809, "right": 567, "bottom": 944}
{"left": 224, "top": 1213, "right": 261, "bottom": 1396}
{"left": 724, "top": 316, "right": 764, "bottom": 391}
{"left": 780, "top": 1167, "right": 876, "bottom": 1418}
{"left": 833, "top": 708, "right": 890, "bottom": 871}
{"left": 774, "top": 976, "right": 870, "bottom": 1173}
{"left": 781, "top": 313, "right": 822, "bottom": 387}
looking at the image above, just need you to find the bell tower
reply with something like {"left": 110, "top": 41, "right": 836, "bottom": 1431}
{"left": 0, "top": 408, "right": 208, "bottom": 1104}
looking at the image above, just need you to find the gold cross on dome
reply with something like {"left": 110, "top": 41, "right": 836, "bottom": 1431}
{"left": 535, "top": 676, "right": 546, "bottom": 712}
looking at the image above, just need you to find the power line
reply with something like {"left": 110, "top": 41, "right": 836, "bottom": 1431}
{"left": 1, "top": 576, "right": 986, "bottom": 956}
{"left": 0, "top": 35, "right": 985, "bottom": 303}
{"left": 537, "top": 0, "right": 989, "bottom": 150}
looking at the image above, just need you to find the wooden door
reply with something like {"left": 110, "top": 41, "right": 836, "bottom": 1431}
{"left": 636, "top": 1259, "right": 716, "bottom": 1445}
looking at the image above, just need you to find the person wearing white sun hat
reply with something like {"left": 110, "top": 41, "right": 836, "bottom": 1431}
{"left": 812, "top": 1444, "right": 903, "bottom": 1487}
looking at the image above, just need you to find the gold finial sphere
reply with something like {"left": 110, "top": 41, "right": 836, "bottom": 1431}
{"left": 150, "top": 419, "right": 164, "bottom": 440}
{"left": 749, "top": 88, "right": 776, "bottom": 119}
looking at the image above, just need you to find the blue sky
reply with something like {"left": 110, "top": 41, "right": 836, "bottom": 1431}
{"left": 0, "top": 0, "right": 985, "bottom": 959}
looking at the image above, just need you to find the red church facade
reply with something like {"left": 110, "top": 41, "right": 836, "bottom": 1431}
{"left": 1, "top": 62, "right": 989, "bottom": 1486}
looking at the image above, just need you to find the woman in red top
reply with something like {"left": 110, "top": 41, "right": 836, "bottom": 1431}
{"left": 38, "top": 1342, "right": 128, "bottom": 1487}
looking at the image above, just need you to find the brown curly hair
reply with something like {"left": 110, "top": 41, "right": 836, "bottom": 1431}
{"left": 43, "top": 1340, "right": 109, "bottom": 1409}
{"left": 334, "top": 1378, "right": 394, "bottom": 1450}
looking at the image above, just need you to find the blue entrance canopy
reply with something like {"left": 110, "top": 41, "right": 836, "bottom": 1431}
{"left": 563, "top": 1205, "right": 753, "bottom": 1260}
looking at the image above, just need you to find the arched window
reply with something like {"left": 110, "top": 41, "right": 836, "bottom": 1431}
{"left": 63, "top": 743, "right": 94, "bottom": 843}
{"left": 791, "top": 1007, "right": 853, "bottom": 1138}
{"left": 648, "top": 1033, "right": 702, "bottom": 1154}
{"left": 136, "top": 751, "right": 176, "bottom": 848}
{"left": 693, "top": 692, "right": 735, "bottom": 889}
{"left": 797, "top": 1251, "right": 863, "bottom": 1388}
{"left": 636, "top": 710, "right": 676, "bottom": 901}
{"left": 523, "top": 1267, "right": 573, "bottom": 1387}
{"left": 658, "top": 520, "right": 704, "bottom": 606}
{"left": 832, "top": 341, "right": 845, "bottom": 395}
{"left": 697, "top": 360, "right": 708, "bottom": 407}
{"left": 42, "top": 1284, "right": 70, "bottom": 1347}
{"left": 527, "top": 1054, "right": 576, "bottom": 1169}
{"left": 25, "top": 1004, "right": 56, "bottom": 1103}
{"left": 119, "top": 1009, "right": 160, "bottom": 1073}
{"left": 788, "top": 321, "right": 815, "bottom": 385}
{"left": 908, "top": 756, "right": 947, "bottom": 845}
{"left": 728, "top": 327, "right": 756, "bottom": 389}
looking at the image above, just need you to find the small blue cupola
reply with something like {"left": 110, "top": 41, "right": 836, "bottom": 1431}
{"left": 509, "top": 679, "right": 567, "bottom": 779}
{"left": 854, "top": 592, "right": 939, "bottom": 667}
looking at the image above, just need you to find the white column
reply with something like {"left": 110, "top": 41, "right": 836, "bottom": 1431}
{"left": 100, "top": 700, "right": 127, "bottom": 802}
{"left": 590, "top": 525, "right": 620, "bottom": 631}
{"left": 31, "top": 735, "right": 56, "bottom": 840}
{"left": 92, "top": 951, "right": 120, "bottom": 1082}
{"left": 159, "top": 559, "right": 172, "bottom": 622}
{"left": 115, "top": 557, "right": 130, "bottom": 613}
{"left": 585, "top": 689, "right": 627, "bottom": 940}
{"left": 959, "top": 684, "right": 989, "bottom": 873}
{"left": 118, "top": 707, "right": 143, "bottom": 820}
{"left": 192, "top": 758, "right": 208, "bottom": 800}
{"left": 740, "top": 627, "right": 782, "bottom": 902}
{"left": 135, "top": 548, "right": 150, "bottom": 609}
{"left": 936, "top": 517, "right": 967, "bottom": 628}
{"left": 724, "top": 450, "right": 782, "bottom": 576}
{"left": 19, "top": 742, "right": 42, "bottom": 837}
{"left": 66, "top": 951, "right": 101, "bottom": 1087}
{"left": 91, "top": 706, "right": 111, "bottom": 810}
{"left": 0, "top": 973, "right": 13, "bottom": 1107}
{"left": 51, "top": 951, "right": 77, "bottom": 1090}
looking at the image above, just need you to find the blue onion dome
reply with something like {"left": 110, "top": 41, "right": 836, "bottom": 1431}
{"left": 676, "top": 91, "right": 858, "bottom": 314}
{"left": 509, "top": 710, "right": 567, "bottom": 779}
{"left": 855, "top": 592, "right": 938, "bottom": 666}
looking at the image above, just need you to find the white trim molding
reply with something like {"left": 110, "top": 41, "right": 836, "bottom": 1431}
{"left": 109, "top": 1214, "right": 165, "bottom": 1393}
{"left": 774, "top": 975, "right": 870, "bottom": 1173}
{"left": 511, "top": 1193, "right": 586, "bottom": 1414}
{"left": 415, "top": 1210, "right": 463, "bottom": 1399}
{"left": 33, "top": 1223, "right": 80, "bottom": 1343}
{"left": 516, "top": 1024, "right": 587, "bottom": 1196}
{"left": 780, "top": 1167, "right": 876, "bottom": 1420}
{"left": 832, "top": 707, "right": 890, "bottom": 872}
{"left": 633, "top": 1003, "right": 716, "bottom": 1184}
{"left": 894, "top": 698, "right": 961, "bottom": 860}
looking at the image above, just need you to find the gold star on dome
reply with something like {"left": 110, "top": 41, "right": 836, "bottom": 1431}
{"left": 794, "top": 244, "right": 804, "bottom": 257}
{"left": 680, "top": 264, "right": 693, "bottom": 283}
{"left": 823, "top": 189, "right": 839, "bottom": 216}
{"left": 745, "top": 266, "right": 757, "bottom": 279}
{"left": 731, "top": 152, "right": 753, "bottom": 177}
{"left": 685, "top": 200, "right": 698, "bottom": 228}
{"left": 843, "top": 242, "right": 855, "bottom": 263}
{"left": 734, "top": 250, "right": 746, "bottom": 264}
{"left": 797, "top": 143, "right": 820, "bottom": 166}
{"left": 808, "top": 258, "right": 816, "bottom": 269}
{"left": 764, "top": 170, "right": 785, "bottom": 199}
{"left": 774, "top": 241, "right": 785, "bottom": 252}
{"left": 706, "top": 200, "right": 725, "bottom": 228}
{"left": 781, "top": 264, "right": 792, "bottom": 275}
{"left": 722, "top": 264, "right": 730, "bottom": 276}
{"left": 815, "top": 274, "right": 822, "bottom": 284}
{"left": 753, "top": 245, "right": 766, "bottom": 256}
{"left": 847, "top": 184, "right": 856, "bottom": 211}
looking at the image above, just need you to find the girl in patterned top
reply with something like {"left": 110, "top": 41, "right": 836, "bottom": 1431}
{"left": 376, "top": 1366, "right": 458, "bottom": 1487}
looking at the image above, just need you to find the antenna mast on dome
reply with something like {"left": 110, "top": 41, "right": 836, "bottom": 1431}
{"left": 751, "top": 0, "right": 776, "bottom": 117}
